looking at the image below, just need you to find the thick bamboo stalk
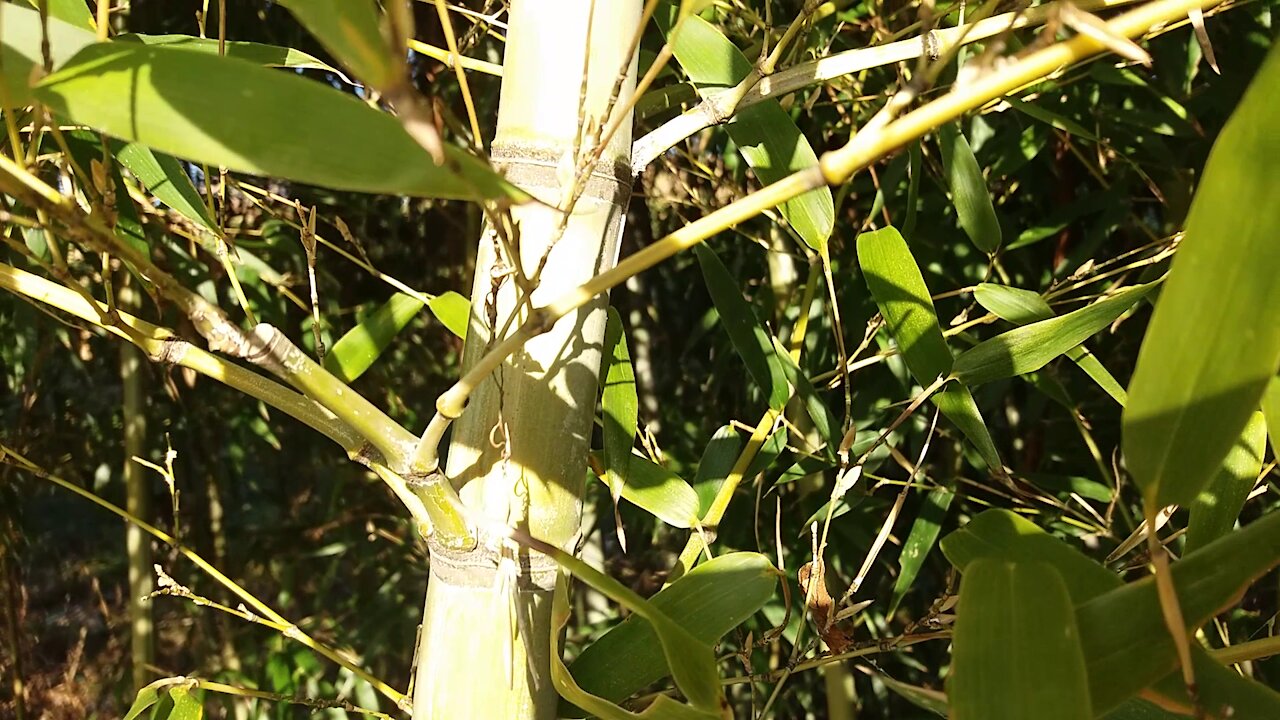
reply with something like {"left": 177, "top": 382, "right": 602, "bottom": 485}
{"left": 412, "top": 1, "right": 641, "bottom": 717}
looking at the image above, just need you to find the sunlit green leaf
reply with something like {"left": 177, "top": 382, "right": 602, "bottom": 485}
{"left": 167, "top": 685, "right": 203, "bottom": 720}
{"left": 692, "top": 425, "right": 742, "bottom": 517}
{"left": 1123, "top": 44, "right": 1280, "bottom": 508}
{"left": 1007, "top": 96, "right": 1100, "bottom": 142}
{"left": 657, "top": 10, "right": 833, "bottom": 251}
{"left": 16, "top": 0, "right": 92, "bottom": 30}
{"left": 954, "top": 284, "right": 1152, "bottom": 385}
{"left": 427, "top": 291, "right": 469, "bottom": 339}
{"left": 603, "top": 454, "right": 700, "bottom": 529}
{"left": 1185, "top": 412, "right": 1266, "bottom": 553}
{"left": 323, "top": 293, "right": 424, "bottom": 383}
{"left": 277, "top": 0, "right": 394, "bottom": 88}
{"left": 1261, "top": 376, "right": 1280, "bottom": 459}
{"left": 119, "top": 34, "right": 343, "bottom": 76}
{"left": 567, "top": 553, "right": 777, "bottom": 709}
{"left": 696, "top": 244, "right": 789, "bottom": 410}
{"left": 35, "top": 43, "right": 519, "bottom": 200}
{"left": 949, "top": 560, "right": 1091, "bottom": 720}
{"left": 114, "top": 142, "right": 218, "bottom": 233}
{"left": 889, "top": 487, "right": 954, "bottom": 613}
{"left": 0, "top": 4, "right": 95, "bottom": 106}
{"left": 973, "top": 283, "right": 1053, "bottom": 324}
{"left": 601, "top": 307, "right": 639, "bottom": 501}
{"left": 939, "top": 123, "right": 1002, "bottom": 254}
{"left": 857, "top": 226, "right": 1001, "bottom": 471}
{"left": 122, "top": 683, "right": 163, "bottom": 720}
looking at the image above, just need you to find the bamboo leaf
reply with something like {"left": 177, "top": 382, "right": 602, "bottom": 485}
{"left": 114, "top": 142, "right": 218, "bottom": 233}
{"left": 692, "top": 425, "right": 743, "bottom": 517}
{"left": 949, "top": 560, "right": 1091, "bottom": 720}
{"left": 695, "top": 244, "right": 789, "bottom": 410}
{"left": 1077, "top": 510, "right": 1280, "bottom": 714}
{"left": 856, "top": 226, "right": 952, "bottom": 381}
{"left": 566, "top": 553, "right": 777, "bottom": 708}
{"left": 276, "top": 0, "right": 395, "bottom": 89}
{"left": 973, "top": 283, "right": 1053, "bottom": 324}
{"left": 62, "top": 131, "right": 149, "bottom": 259}
{"left": 772, "top": 335, "right": 838, "bottom": 452}
{"left": 0, "top": 4, "right": 96, "bottom": 107}
{"left": 945, "top": 509, "right": 1280, "bottom": 717}
{"left": 427, "top": 291, "right": 469, "bottom": 339}
{"left": 551, "top": 580, "right": 719, "bottom": 720}
{"left": 601, "top": 307, "right": 639, "bottom": 501}
{"left": 607, "top": 455, "right": 700, "bottom": 529}
{"left": 1123, "top": 43, "right": 1280, "bottom": 508}
{"left": 878, "top": 674, "right": 947, "bottom": 716}
{"left": 889, "top": 487, "right": 954, "bottom": 613}
{"left": 167, "top": 685, "right": 203, "bottom": 720}
{"left": 954, "top": 283, "right": 1152, "bottom": 385}
{"left": 34, "top": 43, "right": 520, "bottom": 201}
{"left": 857, "top": 226, "right": 1002, "bottom": 471}
{"left": 119, "top": 34, "right": 343, "bottom": 76}
{"left": 16, "top": 0, "right": 92, "bottom": 30}
{"left": 1264, "top": 376, "right": 1280, "bottom": 458}
{"left": 122, "top": 683, "right": 163, "bottom": 720}
{"left": 903, "top": 141, "right": 923, "bottom": 238}
{"left": 1006, "top": 96, "right": 1101, "bottom": 142}
{"left": 1185, "top": 412, "right": 1266, "bottom": 553}
{"left": 322, "top": 293, "right": 424, "bottom": 383}
{"left": 656, "top": 11, "right": 833, "bottom": 251}
{"left": 939, "top": 123, "right": 1002, "bottom": 254}
{"left": 975, "top": 283, "right": 1127, "bottom": 404}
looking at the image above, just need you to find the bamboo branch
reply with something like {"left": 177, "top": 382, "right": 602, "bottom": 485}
{"left": 631, "top": 0, "right": 1146, "bottom": 174}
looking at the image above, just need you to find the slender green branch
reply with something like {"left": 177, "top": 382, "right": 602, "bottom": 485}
{"left": 0, "top": 447, "right": 410, "bottom": 711}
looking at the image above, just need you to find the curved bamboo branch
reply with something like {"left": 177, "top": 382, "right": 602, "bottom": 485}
{"left": 631, "top": 0, "right": 1145, "bottom": 174}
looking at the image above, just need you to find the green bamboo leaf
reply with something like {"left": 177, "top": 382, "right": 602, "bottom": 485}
{"left": 0, "top": 4, "right": 95, "bottom": 107}
{"left": 34, "top": 43, "right": 520, "bottom": 201}
{"left": 167, "top": 685, "right": 203, "bottom": 720}
{"left": 567, "top": 553, "right": 777, "bottom": 709}
{"left": 62, "top": 131, "right": 149, "bottom": 259}
{"left": 692, "top": 425, "right": 743, "bottom": 517}
{"left": 551, "top": 580, "right": 719, "bottom": 720}
{"left": 902, "top": 141, "right": 923, "bottom": 238}
{"left": 1023, "top": 473, "right": 1113, "bottom": 503}
{"left": 276, "top": 0, "right": 395, "bottom": 89}
{"left": 949, "top": 560, "right": 1091, "bottom": 720}
{"left": 322, "top": 293, "right": 424, "bottom": 383}
{"left": 607, "top": 454, "right": 700, "bottom": 529}
{"left": 954, "top": 284, "right": 1152, "bottom": 385}
{"left": 973, "top": 283, "right": 1053, "bottom": 324}
{"left": 1123, "top": 43, "right": 1280, "bottom": 508}
{"left": 1006, "top": 96, "right": 1101, "bottom": 142}
{"left": 427, "top": 291, "right": 469, "bottom": 339}
{"left": 601, "top": 307, "right": 639, "bottom": 501}
{"left": 889, "top": 487, "right": 954, "bottom": 613}
{"left": 856, "top": 226, "right": 952, "bottom": 381}
{"left": 975, "top": 283, "right": 1127, "bottom": 404}
{"left": 1185, "top": 412, "right": 1266, "bottom": 553}
{"left": 877, "top": 674, "right": 947, "bottom": 716}
{"left": 16, "top": 0, "right": 92, "bottom": 30}
{"left": 114, "top": 142, "right": 218, "bottom": 233}
{"left": 857, "top": 226, "right": 1001, "bottom": 471}
{"left": 122, "top": 683, "right": 163, "bottom": 720}
{"left": 119, "top": 34, "right": 344, "bottom": 76}
{"left": 1263, "top": 377, "right": 1280, "bottom": 458}
{"left": 943, "top": 510, "right": 1280, "bottom": 717}
{"left": 695, "top": 244, "right": 789, "bottom": 410}
{"left": 939, "top": 123, "right": 1002, "bottom": 254}
{"left": 1078, "top": 511, "right": 1280, "bottom": 714}
{"left": 656, "top": 11, "right": 833, "bottom": 251}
